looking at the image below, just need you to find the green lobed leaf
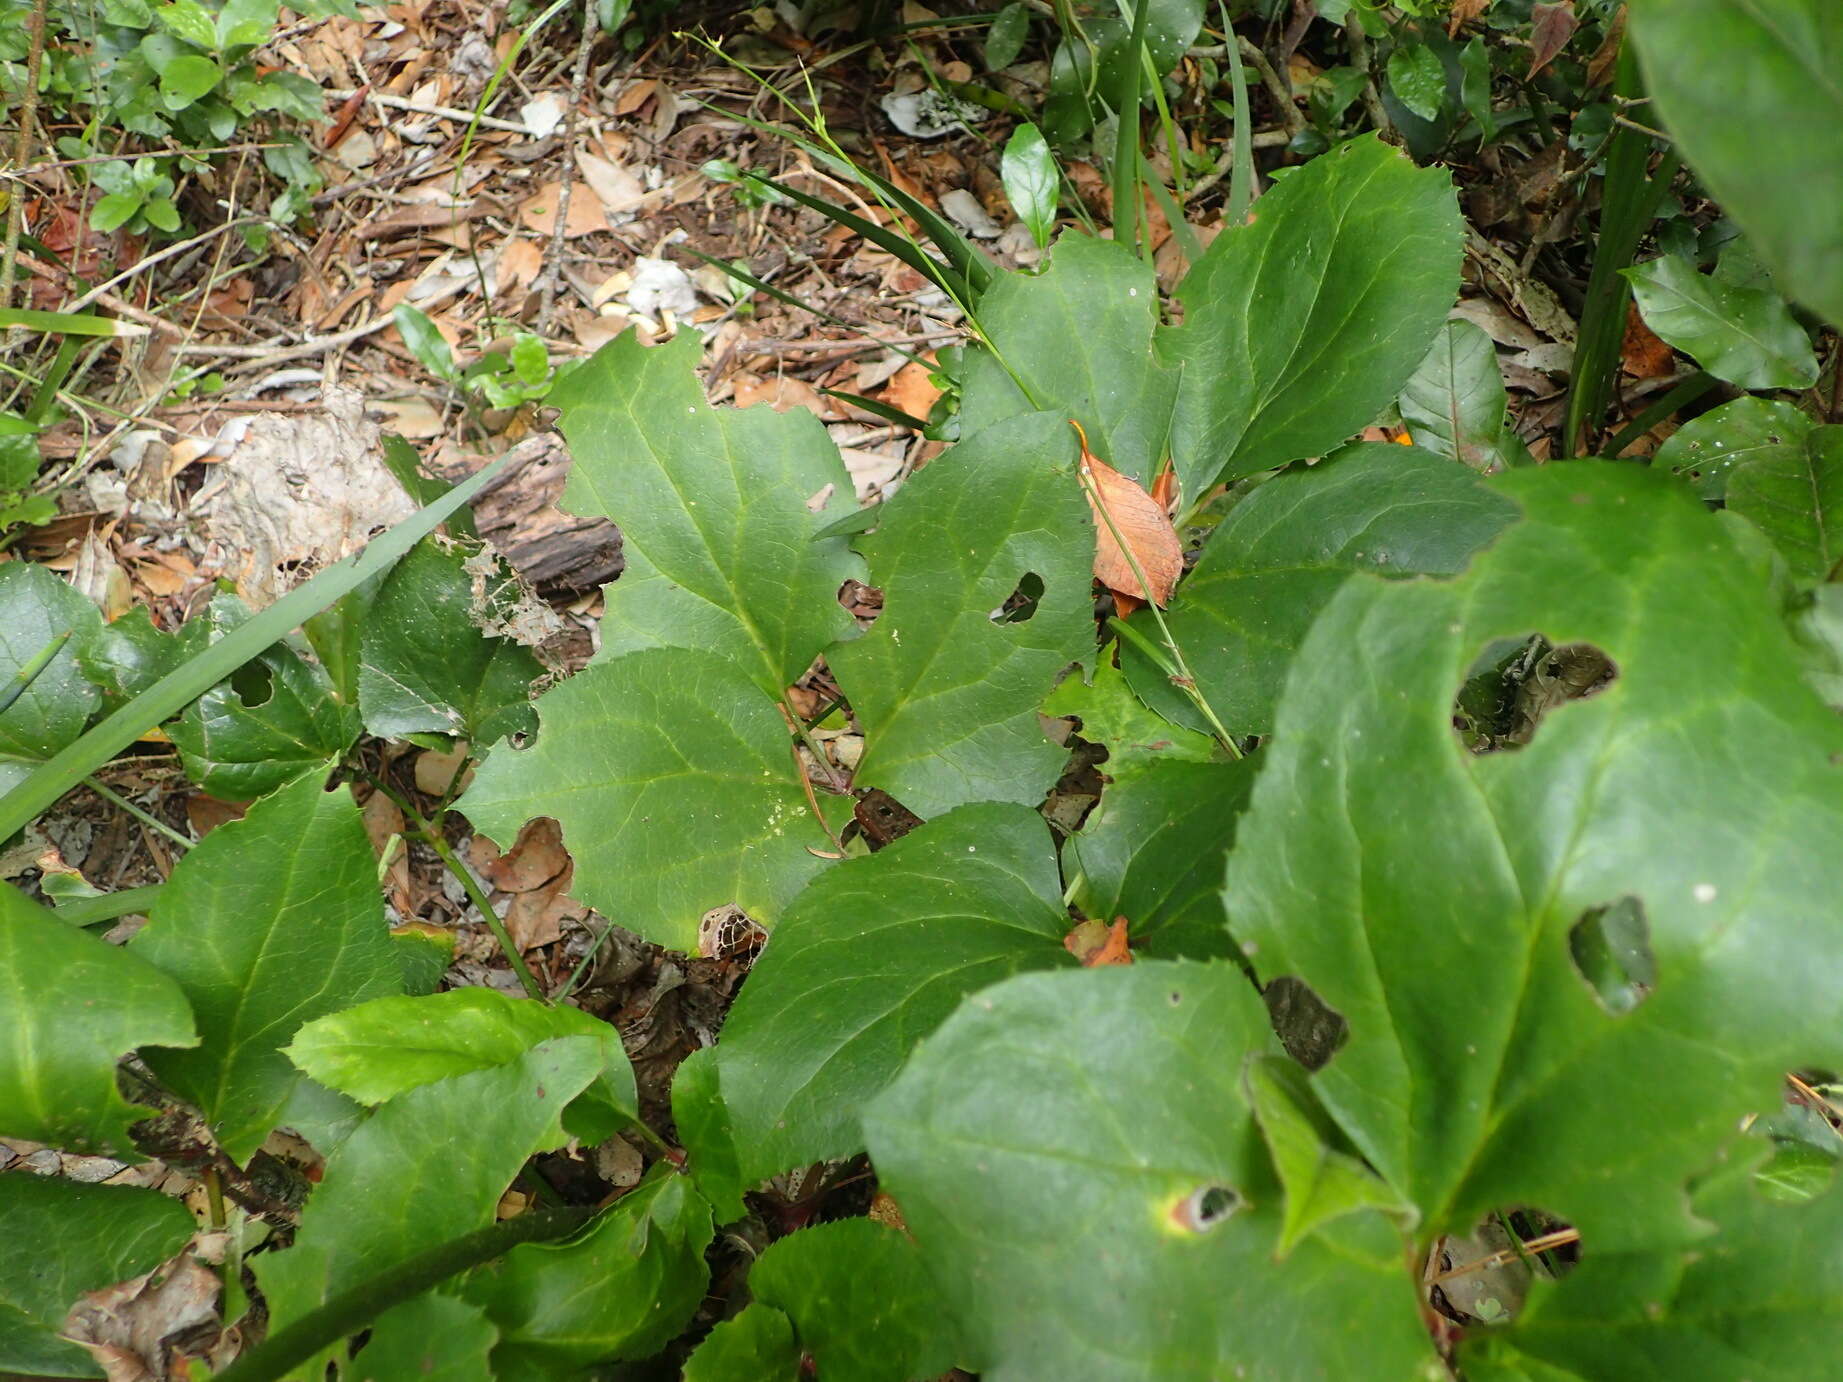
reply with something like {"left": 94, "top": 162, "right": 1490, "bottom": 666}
{"left": 1725, "top": 423, "right": 1843, "bottom": 581}
{"left": 1042, "top": 655, "right": 1218, "bottom": 769}
{"left": 168, "top": 597, "right": 360, "bottom": 801}
{"left": 1000, "top": 122, "right": 1058, "bottom": 250}
{"left": 350, "top": 1293, "right": 497, "bottom": 1382}
{"left": 1631, "top": 0, "right": 1843, "bottom": 327}
{"left": 1071, "top": 755, "right": 1256, "bottom": 960}
{"left": 683, "top": 1304, "right": 801, "bottom": 1382}
{"left": 1469, "top": 1160, "right": 1843, "bottom": 1381}
{"left": 747, "top": 1218, "right": 960, "bottom": 1382}
{"left": 1654, "top": 395, "right": 1816, "bottom": 500}
{"left": 1125, "top": 443, "right": 1519, "bottom": 737}
{"left": 460, "top": 1168, "right": 713, "bottom": 1381}
{"left": 1224, "top": 463, "right": 1843, "bottom": 1249}
{"left": 460, "top": 646, "right": 831, "bottom": 949}
{"left": 356, "top": 536, "right": 541, "bottom": 745}
{"left": 669, "top": 1046, "right": 745, "bottom": 1224}
{"left": 828, "top": 413, "right": 1095, "bottom": 815}
{"left": 548, "top": 329, "right": 860, "bottom": 695}
{"left": 1244, "top": 1053, "right": 1411, "bottom": 1258}
{"left": 0, "top": 562, "right": 103, "bottom": 797}
{"left": 285, "top": 987, "right": 636, "bottom": 1144}
{"left": 157, "top": 53, "right": 221, "bottom": 109}
{"left": 130, "top": 772, "right": 400, "bottom": 1164}
{"left": 1624, "top": 250, "right": 1818, "bottom": 391}
{"left": 1164, "top": 135, "right": 1464, "bottom": 501}
{"left": 1386, "top": 41, "right": 1446, "bottom": 122}
{"left": 863, "top": 963, "right": 1437, "bottom": 1380}
{"left": 1399, "top": 318, "right": 1531, "bottom": 473}
{"left": 956, "top": 235, "right": 1178, "bottom": 489}
{"left": 253, "top": 1037, "right": 603, "bottom": 1342}
{"left": 76, "top": 606, "right": 194, "bottom": 708}
{"left": 0, "top": 884, "right": 196, "bottom": 1156}
{"left": 718, "top": 802, "right": 1073, "bottom": 1180}
{"left": 0, "top": 1176, "right": 195, "bottom": 1377}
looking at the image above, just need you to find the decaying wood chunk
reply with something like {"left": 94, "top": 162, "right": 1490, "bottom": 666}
{"left": 434, "top": 432, "right": 623, "bottom": 592}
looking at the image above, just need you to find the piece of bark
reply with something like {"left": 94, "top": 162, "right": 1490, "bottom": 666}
{"left": 433, "top": 432, "right": 623, "bottom": 591}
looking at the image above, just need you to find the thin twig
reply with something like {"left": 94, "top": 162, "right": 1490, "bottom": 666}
{"left": 1344, "top": 16, "right": 1393, "bottom": 139}
{"left": 1237, "top": 36, "right": 1305, "bottom": 137}
{"left": 62, "top": 216, "right": 266, "bottom": 314}
{"left": 325, "top": 88, "right": 530, "bottom": 134}
{"left": 0, "top": 0, "right": 50, "bottom": 311}
{"left": 1186, "top": 128, "right": 1290, "bottom": 200}
{"left": 1428, "top": 1228, "right": 1581, "bottom": 1285}
{"left": 538, "top": 0, "right": 601, "bottom": 331}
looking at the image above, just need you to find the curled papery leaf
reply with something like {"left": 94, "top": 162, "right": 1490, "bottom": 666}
{"left": 1081, "top": 443, "right": 1182, "bottom": 606}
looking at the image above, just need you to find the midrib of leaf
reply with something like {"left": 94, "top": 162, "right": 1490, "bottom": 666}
{"left": 1656, "top": 275, "right": 1795, "bottom": 365}
{"left": 1735, "top": 0, "right": 1843, "bottom": 110}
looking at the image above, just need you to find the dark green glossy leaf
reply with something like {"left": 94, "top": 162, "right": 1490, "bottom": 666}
{"left": 1071, "top": 756, "right": 1256, "bottom": 960}
{"left": 130, "top": 773, "right": 398, "bottom": 1163}
{"left": 1166, "top": 135, "right": 1464, "bottom": 500}
{"left": 1224, "top": 463, "right": 1843, "bottom": 1248}
{"left": 357, "top": 536, "right": 540, "bottom": 745}
{"left": 0, "top": 562, "right": 103, "bottom": 796}
{"left": 958, "top": 235, "right": 1177, "bottom": 489}
{"left": 1469, "top": 1161, "right": 1843, "bottom": 1381}
{"left": 0, "top": 885, "right": 195, "bottom": 1156}
{"left": 0, "top": 411, "right": 40, "bottom": 491}
{"left": 286, "top": 987, "right": 635, "bottom": 1144}
{"left": 1726, "top": 424, "right": 1843, "bottom": 580}
{"left": 76, "top": 606, "right": 193, "bottom": 708}
{"left": 1654, "top": 396, "right": 1816, "bottom": 500}
{"left": 1126, "top": 443, "right": 1518, "bottom": 737}
{"left": 254, "top": 1037, "right": 604, "bottom": 1341}
{"left": 168, "top": 597, "right": 360, "bottom": 801}
{"left": 350, "top": 1292, "right": 497, "bottom": 1382}
{"left": 829, "top": 414, "right": 1094, "bottom": 815}
{"left": 0, "top": 1175, "right": 195, "bottom": 1377}
{"left": 461, "top": 1169, "right": 712, "bottom": 1381}
{"left": 683, "top": 1304, "right": 801, "bottom": 1382}
{"left": 984, "top": 1, "right": 1028, "bottom": 70}
{"left": 1386, "top": 42, "right": 1445, "bottom": 122}
{"left": 670, "top": 1046, "right": 745, "bottom": 1224}
{"left": 719, "top": 803, "right": 1072, "bottom": 1179}
{"left": 1624, "top": 251, "right": 1818, "bottom": 390}
{"left": 548, "top": 329, "right": 859, "bottom": 694}
{"left": 1399, "top": 318, "right": 1530, "bottom": 473}
{"left": 1042, "top": 656, "right": 1217, "bottom": 769}
{"left": 864, "top": 963, "right": 1436, "bottom": 1379}
{"left": 748, "top": 1218, "right": 960, "bottom": 1382}
{"left": 461, "top": 646, "right": 831, "bottom": 949}
{"left": 1632, "top": 0, "right": 1843, "bottom": 326}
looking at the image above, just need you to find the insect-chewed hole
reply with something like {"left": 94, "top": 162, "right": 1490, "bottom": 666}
{"left": 1264, "top": 976, "right": 1348, "bottom": 1072}
{"left": 1453, "top": 633, "right": 1617, "bottom": 754}
{"left": 1427, "top": 1208, "right": 1581, "bottom": 1327}
{"left": 230, "top": 660, "right": 275, "bottom": 709}
{"left": 1169, "top": 1184, "right": 1242, "bottom": 1233}
{"left": 988, "top": 571, "right": 1044, "bottom": 625}
{"left": 1568, "top": 895, "right": 1655, "bottom": 1015}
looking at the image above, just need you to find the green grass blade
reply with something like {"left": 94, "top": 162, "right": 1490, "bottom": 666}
{"left": 0, "top": 450, "right": 517, "bottom": 839}
{"left": 0, "top": 631, "right": 71, "bottom": 718}
{"left": 51, "top": 883, "right": 165, "bottom": 927}
{"left": 0, "top": 307, "right": 148, "bottom": 338}
{"left": 1223, "top": 4, "right": 1255, "bottom": 226}
{"left": 677, "top": 246, "right": 930, "bottom": 368}
{"left": 1111, "top": 0, "right": 1153, "bottom": 257}
{"left": 742, "top": 172, "right": 973, "bottom": 303}
{"left": 819, "top": 388, "right": 929, "bottom": 430}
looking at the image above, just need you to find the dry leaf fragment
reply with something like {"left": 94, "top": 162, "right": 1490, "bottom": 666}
{"left": 1620, "top": 302, "right": 1676, "bottom": 379}
{"left": 1064, "top": 917, "right": 1133, "bottom": 966}
{"left": 1529, "top": 1, "right": 1577, "bottom": 77}
{"left": 1448, "top": 0, "right": 1491, "bottom": 36}
{"left": 1080, "top": 439, "right": 1182, "bottom": 607}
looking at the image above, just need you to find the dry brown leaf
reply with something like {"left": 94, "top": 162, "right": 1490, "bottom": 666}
{"left": 1529, "top": 1, "right": 1577, "bottom": 77}
{"left": 612, "top": 77, "right": 656, "bottom": 116}
{"left": 1621, "top": 302, "right": 1676, "bottom": 379}
{"left": 731, "top": 373, "right": 832, "bottom": 418}
{"left": 471, "top": 816, "right": 570, "bottom": 893}
{"left": 1448, "top": 0, "right": 1492, "bottom": 36}
{"left": 495, "top": 237, "right": 544, "bottom": 295}
{"left": 518, "top": 181, "right": 610, "bottom": 238}
{"left": 1082, "top": 446, "right": 1182, "bottom": 606}
{"left": 880, "top": 355, "right": 941, "bottom": 421}
{"left": 1064, "top": 917, "right": 1133, "bottom": 967}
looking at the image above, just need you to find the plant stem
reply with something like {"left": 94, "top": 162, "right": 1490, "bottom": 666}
{"left": 85, "top": 776, "right": 193, "bottom": 850}
{"left": 367, "top": 772, "right": 546, "bottom": 1003}
{"left": 538, "top": 0, "right": 602, "bottom": 332}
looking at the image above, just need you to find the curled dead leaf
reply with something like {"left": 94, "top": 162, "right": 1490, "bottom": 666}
{"left": 1064, "top": 916, "right": 1133, "bottom": 967}
{"left": 1079, "top": 437, "right": 1182, "bottom": 607}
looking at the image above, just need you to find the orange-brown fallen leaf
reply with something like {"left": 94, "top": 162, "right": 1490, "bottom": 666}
{"left": 1064, "top": 917, "right": 1133, "bottom": 966}
{"left": 1079, "top": 434, "right": 1182, "bottom": 607}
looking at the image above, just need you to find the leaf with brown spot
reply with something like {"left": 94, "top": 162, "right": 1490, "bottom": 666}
{"left": 1082, "top": 446, "right": 1182, "bottom": 606}
{"left": 1063, "top": 917, "right": 1133, "bottom": 966}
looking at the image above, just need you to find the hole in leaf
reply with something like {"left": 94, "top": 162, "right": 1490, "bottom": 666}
{"left": 1169, "top": 1184, "right": 1242, "bottom": 1232}
{"left": 1264, "top": 976, "right": 1348, "bottom": 1072}
{"left": 1453, "top": 634, "right": 1617, "bottom": 753}
{"left": 229, "top": 660, "right": 274, "bottom": 709}
{"left": 988, "top": 571, "right": 1044, "bottom": 625}
{"left": 1426, "top": 1208, "right": 1580, "bottom": 1327}
{"left": 1567, "top": 895, "right": 1655, "bottom": 1015}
